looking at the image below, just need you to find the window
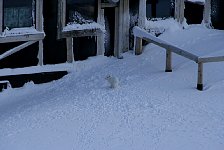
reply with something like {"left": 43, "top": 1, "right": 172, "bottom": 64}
{"left": 3, "top": 0, "right": 34, "bottom": 29}
{"left": 66, "top": 0, "right": 96, "bottom": 24}
{"left": 146, "top": 0, "right": 173, "bottom": 18}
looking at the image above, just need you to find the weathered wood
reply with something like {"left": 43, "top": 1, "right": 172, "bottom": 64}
{"left": 36, "top": 0, "right": 44, "bottom": 32}
{"left": 60, "top": 29, "right": 103, "bottom": 39}
{"left": 203, "top": 0, "right": 211, "bottom": 27}
{"left": 97, "top": 1, "right": 105, "bottom": 55}
{"left": 198, "top": 56, "right": 224, "bottom": 63}
{"left": 116, "top": 0, "right": 124, "bottom": 58}
{"left": 135, "top": 37, "right": 143, "bottom": 55}
{"left": 114, "top": 7, "right": 119, "bottom": 57}
{"left": 0, "top": 41, "right": 36, "bottom": 61}
{"left": 57, "top": 0, "right": 66, "bottom": 39}
{"left": 38, "top": 40, "right": 44, "bottom": 66}
{"left": 138, "top": 0, "right": 146, "bottom": 28}
{"left": 175, "top": 0, "right": 185, "bottom": 24}
{"left": 36, "top": 0, "right": 44, "bottom": 66}
{"left": 143, "top": 37, "right": 198, "bottom": 62}
{"left": 107, "top": 0, "right": 119, "bottom": 3}
{"left": 0, "top": 33, "right": 45, "bottom": 43}
{"left": 133, "top": 26, "right": 199, "bottom": 62}
{"left": 66, "top": 38, "right": 74, "bottom": 63}
{"left": 135, "top": 0, "right": 146, "bottom": 55}
{"left": 197, "top": 62, "right": 203, "bottom": 91}
{"left": 101, "top": 3, "right": 118, "bottom": 8}
{"left": 0, "top": 0, "right": 3, "bottom": 34}
{"left": 123, "top": 0, "right": 130, "bottom": 52}
{"left": 166, "top": 49, "right": 172, "bottom": 72}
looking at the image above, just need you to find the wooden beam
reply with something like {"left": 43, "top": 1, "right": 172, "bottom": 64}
{"left": 198, "top": 56, "right": 224, "bottom": 63}
{"left": 197, "top": 62, "right": 203, "bottom": 91}
{"left": 0, "top": 33, "right": 45, "bottom": 43}
{"left": 101, "top": 3, "right": 118, "bottom": 8}
{"left": 123, "top": 0, "right": 130, "bottom": 52}
{"left": 135, "top": 37, "right": 143, "bottom": 55}
{"left": 57, "top": 0, "right": 66, "bottom": 39}
{"left": 60, "top": 29, "right": 103, "bottom": 38}
{"left": 138, "top": 0, "right": 146, "bottom": 28}
{"left": 0, "top": 0, "right": 3, "bottom": 34}
{"left": 0, "top": 41, "right": 36, "bottom": 61}
{"left": 97, "top": 0, "right": 105, "bottom": 55}
{"left": 175, "top": 0, "right": 185, "bottom": 24}
{"left": 107, "top": 0, "right": 119, "bottom": 3}
{"left": 203, "top": 0, "right": 211, "bottom": 27}
{"left": 114, "top": 6, "right": 119, "bottom": 57}
{"left": 66, "top": 37, "right": 74, "bottom": 63}
{"left": 133, "top": 26, "right": 199, "bottom": 62}
{"left": 38, "top": 40, "right": 44, "bottom": 66}
{"left": 36, "top": 0, "right": 44, "bottom": 32}
{"left": 115, "top": 0, "right": 124, "bottom": 58}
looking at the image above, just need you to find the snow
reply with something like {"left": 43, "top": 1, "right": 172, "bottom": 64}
{"left": 186, "top": 0, "right": 205, "bottom": 3}
{"left": 0, "top": 27, "right": 43, "bottom": 37}
{"left": 63, "top": 22, "right": 105, "bottom": 32}
{"left": 1, "top": 25, "right": 224, "bottom": 150}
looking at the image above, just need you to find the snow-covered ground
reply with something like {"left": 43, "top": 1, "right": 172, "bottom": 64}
{"left": 1, "top": 24, "right": 224, "bottom": 150}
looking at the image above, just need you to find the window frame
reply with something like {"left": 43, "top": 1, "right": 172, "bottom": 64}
{"left": 0, "top": 0, "right": 44, "bottom": 43}
{"left": 57, "top": 0, "right": 103, "bottom": 39}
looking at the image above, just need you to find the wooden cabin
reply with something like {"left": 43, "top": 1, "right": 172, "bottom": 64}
{"left": 0, "top": 0, "right": 223, "bottom": 88}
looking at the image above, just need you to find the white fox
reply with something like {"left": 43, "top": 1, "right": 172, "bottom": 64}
{"left": 105, "top": 75, "right": 119, "bottom": 89}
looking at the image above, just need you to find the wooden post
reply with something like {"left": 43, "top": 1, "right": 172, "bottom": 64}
{"left": 138, "top": 0, "right": 146, "bottom": 28}
{"left": 165, "top": 49, "right": 172, "bottom": 72}
{"left": 197, "top": 62, "right": 203, "bottom": 91}
{"left": 114, "top": 7, "right": 119, "bottom": 57}
{"left": 36, "top": 0, "right": 44, "bottom": 66}
{"left": 38, "top": 40, "right": 44, "bottom": 65}
{"left": 97, "top": 0, "right": 105, "bottom": 55}
{"left": 66, "top": 38, "right": 74, "bottom": 63}
{"left": 0, "top": 0, "right": 3, "bottom": 35}
{"left": 203, "top": 0, "right": 211, "bottom": 28}
{"left": 175, "top": 0, "right": 185, "bottom": 24}
{"left": 114, "top": 0, "right": 124, "bottom": 59}
{"left": 135, "top": 0, "right": 146, "bottom": 55}
{"left": 123, "top": 0, "right": 130, "bottom": 52}
{"left": 135, "top": 37, "right": 142, "bottom": 55}
{"left": 57, "top": 0, "right": 66, "bottom": 39}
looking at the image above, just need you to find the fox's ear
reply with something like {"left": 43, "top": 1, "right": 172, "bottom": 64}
{"left": 105, "top": 75, "right": 111, "bottom": 79}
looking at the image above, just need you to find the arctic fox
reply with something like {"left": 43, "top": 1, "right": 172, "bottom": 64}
{"left": 105, "top": 75, "right": 119, "bottom": 89}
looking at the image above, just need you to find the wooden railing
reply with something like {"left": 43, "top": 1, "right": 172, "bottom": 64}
{"left": 133, "top": 26, "right": 224, "bottom": 91}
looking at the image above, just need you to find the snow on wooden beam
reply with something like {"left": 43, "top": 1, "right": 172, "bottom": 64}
{"left": 0, "top": 63, "right": 75, "bottom": 77}
{"left": 198, "top": 56, "right": 224, "bottom": 63}
{"left": 133, "top": 26, "right": 199, "bottom": 62}
{"left": 0, "top": 33, "right": 45, "bottom": 43}
{"left": 107, "top": 0, "right": 119, "bottom": 3}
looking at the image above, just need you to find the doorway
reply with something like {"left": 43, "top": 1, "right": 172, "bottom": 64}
{"left": 104, "top": 7, "right": 115, "bottom": 56}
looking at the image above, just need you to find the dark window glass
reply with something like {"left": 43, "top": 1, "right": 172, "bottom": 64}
{"left": 3, "top": 0, "right": 33, "bottom": 29}
{"left": 66, "top": 0, "right": 97, "bottom": 24}
{"left": 146, "top": 0, "right": 172, "bottom": 18}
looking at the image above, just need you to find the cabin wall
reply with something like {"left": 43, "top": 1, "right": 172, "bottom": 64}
{"left": 211, "top": 0, "right": 224, "bottom": 29}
